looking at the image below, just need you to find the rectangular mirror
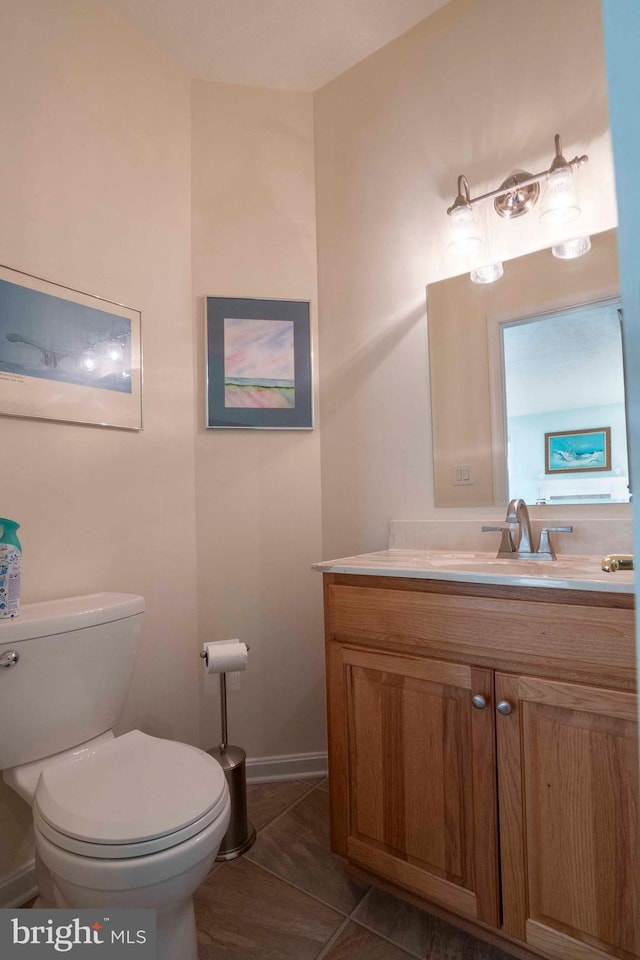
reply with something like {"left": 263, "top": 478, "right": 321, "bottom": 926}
{"left": 502, "top": 297, "right": 629, "bottom": 504}
{"left": 427, "top": 228, "right": 624, "bottom": 507}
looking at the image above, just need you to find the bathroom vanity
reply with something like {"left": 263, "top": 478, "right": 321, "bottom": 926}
{"left": 315, "top": 550, "right": 638, "bottom": 960}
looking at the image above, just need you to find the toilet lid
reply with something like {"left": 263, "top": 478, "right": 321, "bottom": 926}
{"left": 34, "top": 730, "right": 227, "bottom": 852}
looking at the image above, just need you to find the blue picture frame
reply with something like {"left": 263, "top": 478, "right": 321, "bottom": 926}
{"left": 0, "top": 264, "right": 142, "bottom": 430}
{"left": 545, "top": 427, "right": 611, "bottom": 473}
{"left": 205, "top": 297, "right": 313, "bottom": 429}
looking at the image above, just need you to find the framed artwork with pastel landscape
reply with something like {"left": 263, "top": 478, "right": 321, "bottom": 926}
{"left": 545, "top": 427, "right": 611, "bottom": 474}
{"left": 205, "top": 296, "right": 312, "bottom": 429}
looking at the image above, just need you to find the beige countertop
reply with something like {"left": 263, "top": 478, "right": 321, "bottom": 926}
{"left": 312, "top": 549, "right": 635, "bottom": 594}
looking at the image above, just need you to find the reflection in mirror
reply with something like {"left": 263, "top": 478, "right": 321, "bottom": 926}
{"left": 427, "top": 229, "right": 621, "bottom": 507}
{"left": 502, "top": 299, "right": 629, "bottom": 505}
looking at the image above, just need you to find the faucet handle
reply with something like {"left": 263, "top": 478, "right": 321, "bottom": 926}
{"left": 602, "top": 554, "right": 635, "bottom": 572}
{"left": 537, "top": 526, "right": 573, "bottom": 558}
{"left": 482, "top": 526, "right": 516, "bottom": 555}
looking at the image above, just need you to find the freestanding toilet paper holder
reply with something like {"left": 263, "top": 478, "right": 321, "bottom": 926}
{"left": 200, "top": 647, "right": 256, "bottom": 860}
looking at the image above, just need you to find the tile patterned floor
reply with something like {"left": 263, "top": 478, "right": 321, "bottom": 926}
{"left": 194, "top": 778, "right": 516, "bottom": 960}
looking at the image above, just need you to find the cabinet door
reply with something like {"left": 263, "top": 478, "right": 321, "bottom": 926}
{"left": 496, "top": 672, "right": 640, "bottom": 960}
{"left": 326, "top": 643, "right": 500, "bottom": 925}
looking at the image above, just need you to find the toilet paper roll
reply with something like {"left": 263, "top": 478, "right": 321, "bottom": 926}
{"left": 201, "top": 640, "right": 248, "bottom": 674}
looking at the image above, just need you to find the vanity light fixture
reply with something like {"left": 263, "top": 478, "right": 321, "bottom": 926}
{"left": 446, "top": 187, "right": 482, "bottom": 254}
{"left": 470, "top": 262, "right": 504, "bottom": 284}
{"left": 551, "top": 236, "right": 592, "bottom": 260}
{"left": 446, "top": 134, "right": 589, "bottom": 251}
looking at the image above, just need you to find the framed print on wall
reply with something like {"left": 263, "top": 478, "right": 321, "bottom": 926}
{"left": 205, "top": 296, "right": 313, "bottom": 429}
{"left": 0, "top": 264, "right": 142, "bottom": 430}
{"left": 545, "top": 427, "right": 611, "bottom": 473}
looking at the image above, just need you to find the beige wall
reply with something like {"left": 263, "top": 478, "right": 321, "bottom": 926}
{"left": 314, "top": 0, "right": 620, "bottom": 558}
{"left": 0, "top": 0, "right": 195, "bottom": 891}
{"left": 0, "top": 5, "right": 325, "bottom": 902}
{"left": 191, "top": 82, "right": 325, "bottom": 761}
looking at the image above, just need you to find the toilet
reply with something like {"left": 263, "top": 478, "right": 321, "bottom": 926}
{"left": 0, "top": 593, "right": 230, "bottom": 960}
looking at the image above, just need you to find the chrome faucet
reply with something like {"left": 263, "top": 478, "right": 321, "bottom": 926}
{"left": 505, "top": 498, "right": 534, "bottom": 553}
{"left": 482, "top": 497, "right": 573, "bottom": 560}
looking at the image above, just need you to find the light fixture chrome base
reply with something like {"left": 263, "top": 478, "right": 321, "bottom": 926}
{"left": 494, "top": 172, "right": 540, "bottom": 219}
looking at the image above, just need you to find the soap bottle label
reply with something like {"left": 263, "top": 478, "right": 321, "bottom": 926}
{"left": 0, "top": 544, "right": 20, "bottom": 618}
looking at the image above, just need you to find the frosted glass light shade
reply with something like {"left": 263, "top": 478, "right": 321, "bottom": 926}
{"left": 539, "top": 167, "right": 580, "bottom": 225}
{"left": 447, "top": 204, "right": 482, "bottom": 255}
{"left": 552, "top": 236, "right": 592, "bottom": 259}
{"left": 470, "top": 262, "right": 504, "bottom": 284}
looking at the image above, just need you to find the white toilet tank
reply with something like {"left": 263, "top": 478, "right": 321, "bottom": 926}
{"left": 0, "top": 593, "right": 144, "bottom": 771}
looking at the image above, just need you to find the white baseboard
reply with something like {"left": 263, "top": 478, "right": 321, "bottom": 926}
{"left": 0, "top": 860, "right": 37, "bottom": 908}
{"left": 245, "top": 751, "right": 327, "bottom": 783}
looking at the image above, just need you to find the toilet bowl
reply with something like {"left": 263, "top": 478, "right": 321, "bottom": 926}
{"left": 0, "top": 594, "right": 230, "bottom": 960}
{"left": 7, "top": 729, "right": 230, "bottom": 960}
{"left": 31, "top": 731, "right": 229, "bottom": 960}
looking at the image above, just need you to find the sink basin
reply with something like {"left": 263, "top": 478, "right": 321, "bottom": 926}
{"left": 428, "top": 554, "right": 604, "bottom": 575}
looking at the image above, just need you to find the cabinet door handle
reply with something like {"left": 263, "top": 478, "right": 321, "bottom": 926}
{"left": 496, "top": 700, "right": 513, "bottom": 716}
{"left": 471, "top": 694, "right": 488, "bottom": 710}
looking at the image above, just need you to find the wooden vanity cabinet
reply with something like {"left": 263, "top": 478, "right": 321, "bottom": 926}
{"left": 496, "top": 673, "right": 640, "bottom": 960}
{"left": 326, "top": 642, "right": 500, "bottom": 925}
{"left": 323, "top": 573, "right": 639, "bottom": 960}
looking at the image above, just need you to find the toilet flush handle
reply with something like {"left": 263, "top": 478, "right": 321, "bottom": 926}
{"left": 0, "top": 650, "right": 19, "bottom": 668}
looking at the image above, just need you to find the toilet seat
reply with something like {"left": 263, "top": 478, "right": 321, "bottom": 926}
{"left": 33, "top": 730, "right": 228, "bottom": 859}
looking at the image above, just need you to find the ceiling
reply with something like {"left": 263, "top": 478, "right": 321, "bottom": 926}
{"left": 104, "top": 0, "right": 450, "bottom": 91}
{"left": 503, "top": 300, "right": 625, "bottom": 418}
